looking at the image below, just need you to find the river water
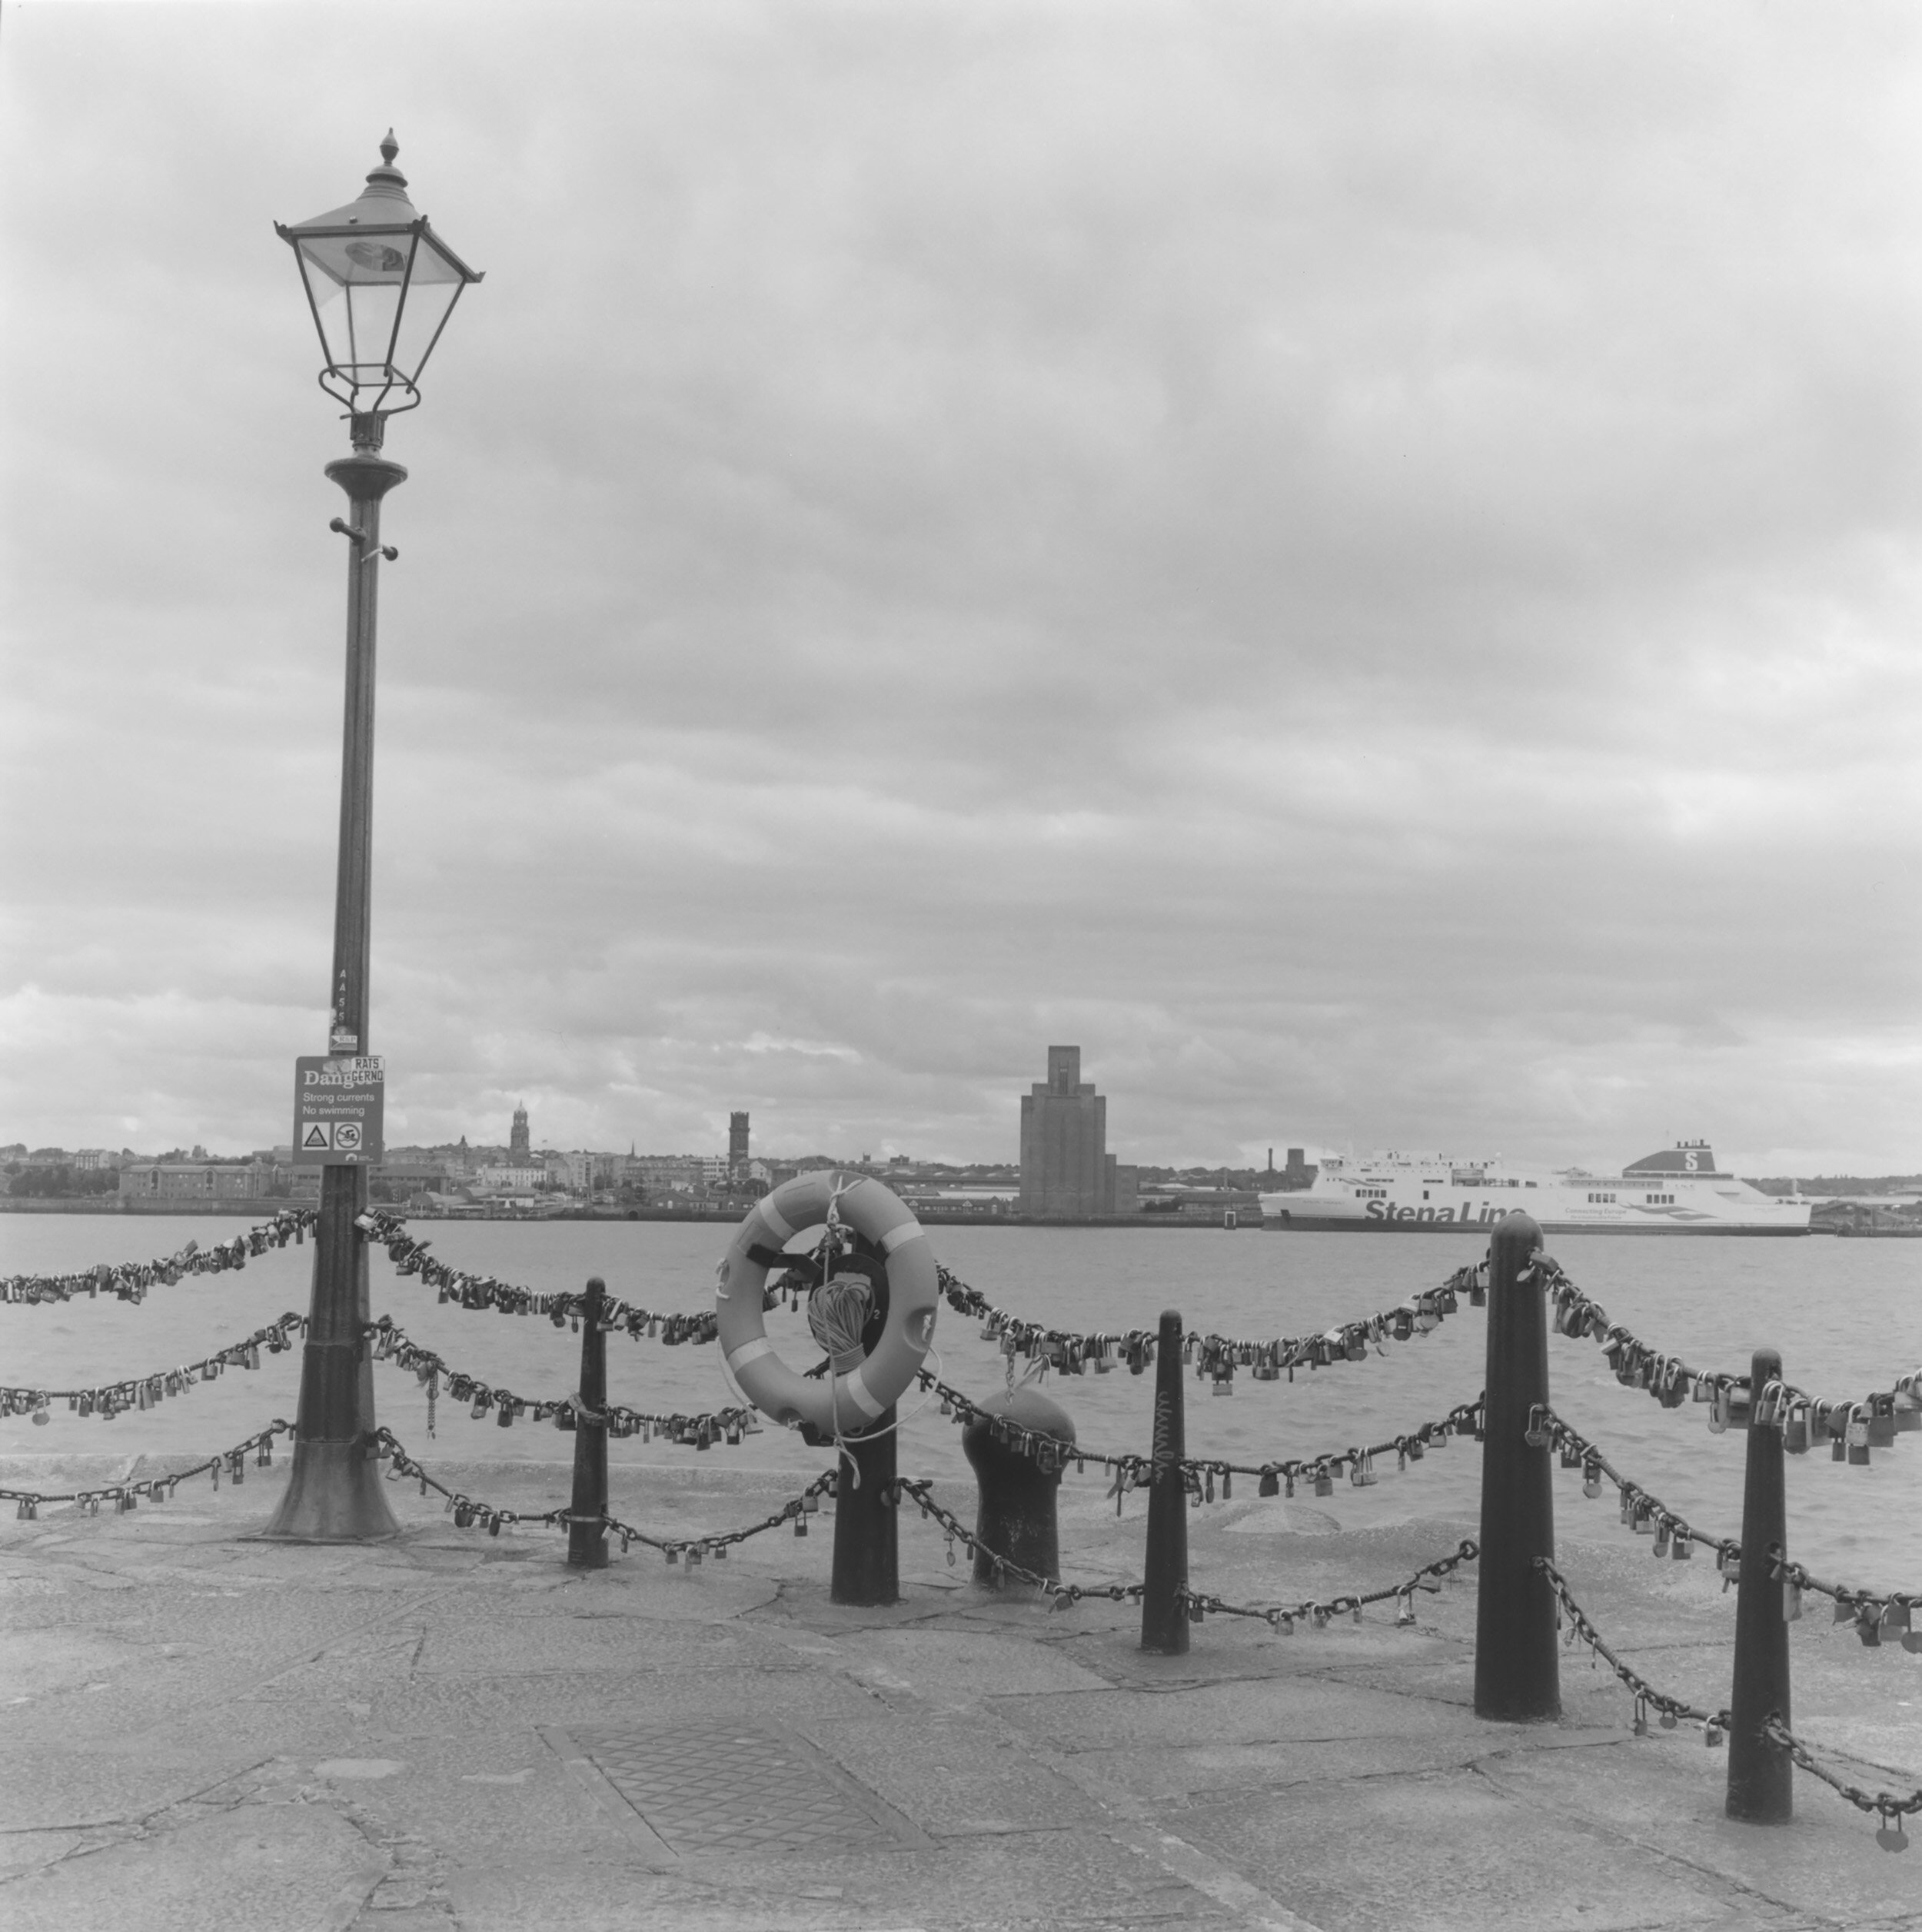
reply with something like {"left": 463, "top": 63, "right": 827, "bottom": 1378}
{"left": 4, "top": 1215, "right": 1916, "bottom": 1585}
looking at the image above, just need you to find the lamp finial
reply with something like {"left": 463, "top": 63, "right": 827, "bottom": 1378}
{"left": 380, "top": 129, "right": 399, "bottom": 166}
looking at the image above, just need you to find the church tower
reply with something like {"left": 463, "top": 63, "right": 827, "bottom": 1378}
{"left": 510, "top": 1103, "right": 530, "bottom": 1160}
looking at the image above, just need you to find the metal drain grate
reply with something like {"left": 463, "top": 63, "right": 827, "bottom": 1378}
{"left": 549, "top": 1722, "right": 929, "bottom": 1859}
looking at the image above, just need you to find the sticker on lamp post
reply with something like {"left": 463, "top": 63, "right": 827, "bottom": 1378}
{"left": 292, "top": 1056, "right": 385, "bottom": 1166}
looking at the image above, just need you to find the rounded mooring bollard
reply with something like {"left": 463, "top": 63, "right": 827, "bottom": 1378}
{"left": 960, "top": 1385, "right": 1077, "bottom": 1588}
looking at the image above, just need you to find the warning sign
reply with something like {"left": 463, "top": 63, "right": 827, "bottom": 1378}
{"left": 291, "top": 1055, "right": 384, "bottom": 1167}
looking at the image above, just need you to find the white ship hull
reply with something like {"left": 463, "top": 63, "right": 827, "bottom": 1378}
{"left": 1260, "top": 1142, "right": 1809, "bottom": 1236}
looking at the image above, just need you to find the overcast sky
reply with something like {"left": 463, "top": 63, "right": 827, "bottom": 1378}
{"left": 3, "top": 2, "right": 1920, "bottom": 1172}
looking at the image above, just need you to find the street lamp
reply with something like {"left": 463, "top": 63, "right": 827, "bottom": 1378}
{"left": 263, "top": 135, "right": 482, "bottom": 1541}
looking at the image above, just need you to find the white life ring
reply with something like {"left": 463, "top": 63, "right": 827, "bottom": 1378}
{"left": 717, "top": 1171, "right": 939, "bottom": 1436}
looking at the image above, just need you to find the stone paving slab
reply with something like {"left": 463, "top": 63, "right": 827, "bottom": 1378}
{"left": 1, "top": 1460, "right": 1917, "bottom": 1932}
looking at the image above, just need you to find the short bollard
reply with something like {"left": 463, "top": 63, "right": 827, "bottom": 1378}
{"left": 1727, "top": 1345, "right": 1792, "bottom": 1823}
{"left": 830, "top": 1412, "right": 899, "bottom": 1605}
{"left": 1475, "top": 1212, "right": 1560, "bottom": 1720}
{"left": 1139, "top": 1309, "right": 1190, "bottom": 1655}
{"left": 961, "top": 1385, "right": 1076, "bottom": 1588}
{"left": 567, "top": 1276, "right": 609, "bottom": 1571}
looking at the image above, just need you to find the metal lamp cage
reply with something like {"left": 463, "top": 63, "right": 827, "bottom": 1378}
{"left": 278, "top": 131, "right": 484, "bottom": 428}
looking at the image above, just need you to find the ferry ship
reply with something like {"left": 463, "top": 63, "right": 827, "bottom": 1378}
{"left": 1259, "top": 1141, "right": 1809, "bottom": 1235}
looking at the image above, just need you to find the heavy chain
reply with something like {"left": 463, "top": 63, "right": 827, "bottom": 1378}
{"left": 1531, "top": 1252, "right": 1922, "bottom": 1461}
{"left": 365, "top": 1315, "right": 760, "bottom": 1446}
{"left": 2, "top": 1210, "right": 318, "bottom": 1306}
{"left": 1179, "top": 1539, "right": 1478, "bottom": 1632}
{"left": 919, "top": 1368, "right": 1481, "bottom": 1508}
{"left": 1534, "top": 1556, "right": 1730, "bottom": 1742}
{"left": 1758, "top": 1715, "right": 1922, "bottom": 1847}
{"left": 3, "top": 1419, "right": 294, "bottom": 1518}
{"left": 2, "top": 1314, "right": 307, "bottom": 1424}
{"left": 1764, "top": 1551, "right": 1922, "bottom": 1650}
{"left": 1534, "top": 1405, "right": 1740, "bottom": 1575}
{"left": 359, "top": 1213, "right": 723, "bottom": 1342}
{"left": 368, "top": 1428, "right": 831, "bottom": 1559}
{"left": 940, "top": 1260, "right": 1485, "bottom": 1386}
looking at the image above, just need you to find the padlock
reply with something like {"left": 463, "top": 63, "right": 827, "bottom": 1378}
{"left": 1874, "top": 1813, "right": 1910, "bottom": 1853}
{"left": 1857, "top": 1606, "right": 1883, "bottom": 1647}
{"left": 1258, "top": 1468, "right": 1280, "bottom": 1498}
{"left": 1652, "top": 1517, "right": 1671, "bottom": 1558}
{"left": 1867, "top": 1398, "right": 1896, "bottom": 1450}
{"left": 1353, "top": 1451, "right": 1377, "bottom": 1488}
{"left": 1879, "top": 1598, "right": 1910, "bottom": 1635}
{"left": 1524, "top": 1407, "right": 1549, "bottom": 1449}
{"left": 1670, "top": 1529, "right": 1692, "bottom": 1560}
{"left": 1313, "top": 1465, "right": 1335, "bottom": 1498}
{"left": 1847, "top": 1405, "right": 1871, "bottom": 1467}
{"left": 793, "top": 1515, "right": 808, "bottom": 1538}
{"left": 1782, "top": 1579, "right": 1801, "bottom": 1622}
{"left": 1582, "top": 1458, "right": 1604, "bottom": 1500}
{"left": 1782, "top": 1404, "right": 1810, "bottom": 1455}
{"left": 1395, "top": 1592, "right": 1416, "bottom": 1628}
{"left": 1708, "top": 1386, "right": 1728, "bottom": 1434}
{"left": 1702, "top": 1719, "right": 1724, "bottom": 1747}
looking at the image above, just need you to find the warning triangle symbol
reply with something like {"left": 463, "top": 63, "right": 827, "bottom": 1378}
{"left": 301, "top": 1124, "right": 331, "bottom": 1149}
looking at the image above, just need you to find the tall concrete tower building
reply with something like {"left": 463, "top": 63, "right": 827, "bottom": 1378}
{"left": 729, "top": 1111, "right": 750, "bottom": 1174}
{"left": 510, "top": 1104, "right": 530, "bottom": 1160}
{"left": 1019, "top": 1046, "right": 1136, "bottom": 1219}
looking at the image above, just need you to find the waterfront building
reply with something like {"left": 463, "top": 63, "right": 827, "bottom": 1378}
{"left": 1018, "top": 1046, "right": 1138, "bottom": 1219}
{"left": 118, "top": 1160, "right": 274, "bottom": 1202}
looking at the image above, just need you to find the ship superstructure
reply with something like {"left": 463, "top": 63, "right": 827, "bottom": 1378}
{"left": 1259, "top": 1140, "right": 1808, "bottom": 1235}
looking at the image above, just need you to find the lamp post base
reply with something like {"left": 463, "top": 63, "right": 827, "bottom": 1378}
{"left": 258, "top": 1439, "right": 401, "bottom": 1541}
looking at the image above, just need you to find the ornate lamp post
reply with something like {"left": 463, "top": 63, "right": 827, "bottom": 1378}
{"left": 263, "top": 135, "right": 482, "bottom": 1540}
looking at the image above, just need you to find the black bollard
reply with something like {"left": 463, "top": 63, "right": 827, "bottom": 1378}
{"left": 567, "top": 1277, "right": 609, "bottom": 1570}
{"left": 1139, "top": 1310, "right": 1190, "bottom": 1654}
{"left": 961, "top": 1385, "right": 1076, "bottom": 1588}
{"left": 830, "top": 1412, "right": 899, "bottom": 1605}
{"left": 1475, "top": 1213, "right": 1560, "bottom": 1721}
{"left": 1727, "top": 1345, "right": 1792, "bottom": 1823}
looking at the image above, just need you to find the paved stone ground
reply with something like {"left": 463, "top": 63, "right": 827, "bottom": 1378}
{"left": 2, "top": 1455, "right": 1917, "bottom": 1932}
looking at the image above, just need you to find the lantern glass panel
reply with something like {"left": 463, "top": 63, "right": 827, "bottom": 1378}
{"left": 295, "top": 226, "right": 467, "bottom": 403}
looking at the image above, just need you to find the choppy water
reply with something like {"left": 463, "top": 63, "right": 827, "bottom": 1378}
{"left": 3, "top": 1215, "right": 1916, "bottom": 1585}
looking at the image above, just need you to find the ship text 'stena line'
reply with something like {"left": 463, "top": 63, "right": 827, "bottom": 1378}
{"left": 1259, "top": 1141, "right": 1808, "bottom": 1235}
